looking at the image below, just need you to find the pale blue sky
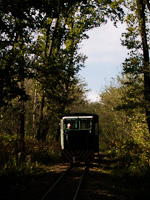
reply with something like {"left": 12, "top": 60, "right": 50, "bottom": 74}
{"left": 79, "top": 21, "right": 128, "bottom": 101}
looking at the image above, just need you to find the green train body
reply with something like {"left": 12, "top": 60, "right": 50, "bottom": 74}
{"left": 60, "top": 113, "right": 99, "bottom": 163}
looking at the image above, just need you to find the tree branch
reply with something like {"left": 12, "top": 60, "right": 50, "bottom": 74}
{"left": 145, "top": 0, "right": 150, "bottom": 12}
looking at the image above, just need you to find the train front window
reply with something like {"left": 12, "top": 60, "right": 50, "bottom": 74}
{"left": 64, "top": 119, "right": 78, "bottom": 130}
{"left": 80, "top": 120, "right": 91, "bottom": 130}
{"left": 64, "top": 118, "right": 93, "bottom": 130}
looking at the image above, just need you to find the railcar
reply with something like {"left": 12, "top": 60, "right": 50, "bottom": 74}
{"left": 60, "top": 113, "right": 99, "bottom": 164}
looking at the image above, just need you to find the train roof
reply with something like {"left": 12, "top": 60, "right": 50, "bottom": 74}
{"left": 62, "top": 113, "right": 99, "bottom": 122}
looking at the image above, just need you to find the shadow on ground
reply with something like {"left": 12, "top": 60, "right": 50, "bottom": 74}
{"left": 1, "top": 154, "right": 150, "bottom": 200}
{"left": 78, "top": 153, "right": 150, "bottom": 200}
{"left": 0, "top": 163, "right": 68, "bottom": 200}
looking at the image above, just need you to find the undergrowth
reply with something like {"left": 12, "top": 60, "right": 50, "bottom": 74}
{"left": 0, "top": 135, "right": 61, "bottom": 176}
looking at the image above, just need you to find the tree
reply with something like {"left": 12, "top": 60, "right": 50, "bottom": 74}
{"left": 0, "top": 0, "right": 125, "bottom": 143}
{"left": 33, "top": 0, "right": 108, "bottom": 140}
{"left": 136, "top": 0, "right": 150, "bottom": 132}
{"left": 99, "top": 79, "right": 128, "bottom": 141}
{"left": 121, "top": 0, "right": 150, "bottom": 133}
{"left": 0, "top": 0, "right": 84, "bottom": 107}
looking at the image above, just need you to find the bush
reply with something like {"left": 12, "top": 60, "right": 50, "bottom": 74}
{"left": 0, "top": 135, "right": 61, "bottom": 175}
{"left": 25, "top": 138, "right": 61, "bottom": 164}
{"left": 31, "top": 145, "right": 61, "bottom": 164}
{"left": 109, "top": 138, "right": 150, "bottom": 176}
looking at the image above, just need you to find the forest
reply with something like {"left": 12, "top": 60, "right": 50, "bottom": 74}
{"left": 0, "top": 0, "right": 150, "bottom": 186}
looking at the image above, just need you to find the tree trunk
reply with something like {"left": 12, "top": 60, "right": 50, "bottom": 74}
{"left": 33, "top": 81, "right": 37, "bottom": 133}
{"left": 20, "top": 108, "right": 26, "bottom": 162}
{"left": 19, "top": 81, "right": 26, "bottom": 162}
{"left": 47, "top": 18, "right": 59, "bottom": 60}
{"left": 36, "top": 92, "right": 45, "bottom": 140}
{"left": 136, "top": 0, "right": 150, "bottom": 133}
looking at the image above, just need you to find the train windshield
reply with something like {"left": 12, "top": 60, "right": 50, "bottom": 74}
{"left": 80, "top": 120, "right": 90, "bottom": 129}
{"left": 64, "top": 118, "right": 92, "bottom": 130}
{"left": 64, "top": 119, "right": 78, "bottom": 130}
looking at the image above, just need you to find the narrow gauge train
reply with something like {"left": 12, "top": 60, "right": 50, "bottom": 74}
{"left": 60, "top": 113, "right": 99, "bottom": 164}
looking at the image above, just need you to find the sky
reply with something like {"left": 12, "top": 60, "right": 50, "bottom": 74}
{"left": 79, "top": 21, "right": 128, "bottom": 102}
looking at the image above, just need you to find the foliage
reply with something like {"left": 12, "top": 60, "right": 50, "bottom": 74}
{"left": 94, "top": 0, "right": 150, "bottom": 175}
{"left": 0, "top": 135, "right": 61, "bottom": 175}
{"left": 1, "top": 0, "right": 150, "bottom": 181}
{"left": 0, "top": 0, "right": 125, "bottom": 107}
{"left": 96, "top": 76, "right": 150, "bottom": 176}
{"left": 1, "top": 0, "right": 120, "bottom": 141}
{"left": 121, "top": 0, "right": 150, "bottom": 132}
{"left": 98, "top": 78, "right": 127, "bottom": 142}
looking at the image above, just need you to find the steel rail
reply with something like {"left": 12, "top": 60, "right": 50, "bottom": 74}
{"left": 40, "top": 165, "right": 73, "bottom": 200}
{"left": 73, "top": 165, "right": 89, "bottom": 200}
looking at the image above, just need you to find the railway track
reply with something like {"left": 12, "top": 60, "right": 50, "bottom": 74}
{"left": 41, "top": 165, "right": 89, "bottom": 200}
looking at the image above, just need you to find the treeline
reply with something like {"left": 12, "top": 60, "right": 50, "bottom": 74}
{"left": 97, "top": 0, "right": 150, "bottom": 175}
{"left": 97, "top": 76, "right": 150, "bottom": 175}
{"left": 0, "top": 0, "right": 124, "bottom": 171}
{"left": 0, "top": 0, "right": 150, "bottom": 176}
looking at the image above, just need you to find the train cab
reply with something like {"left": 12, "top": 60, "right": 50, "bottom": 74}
{"left": 60, "top": 113, "right": 99, "bottom": 163}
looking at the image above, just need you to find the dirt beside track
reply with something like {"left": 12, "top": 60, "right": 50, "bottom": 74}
{"left": 1, "top": 153, "right": 150, "bottom": 200}
{"left": 0, "top": 163, "right": 70, "bottom": 200}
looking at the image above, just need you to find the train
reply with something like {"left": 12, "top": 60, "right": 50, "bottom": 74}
{"left": 60, "top": 113, "right": 99, "bottom": 164}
